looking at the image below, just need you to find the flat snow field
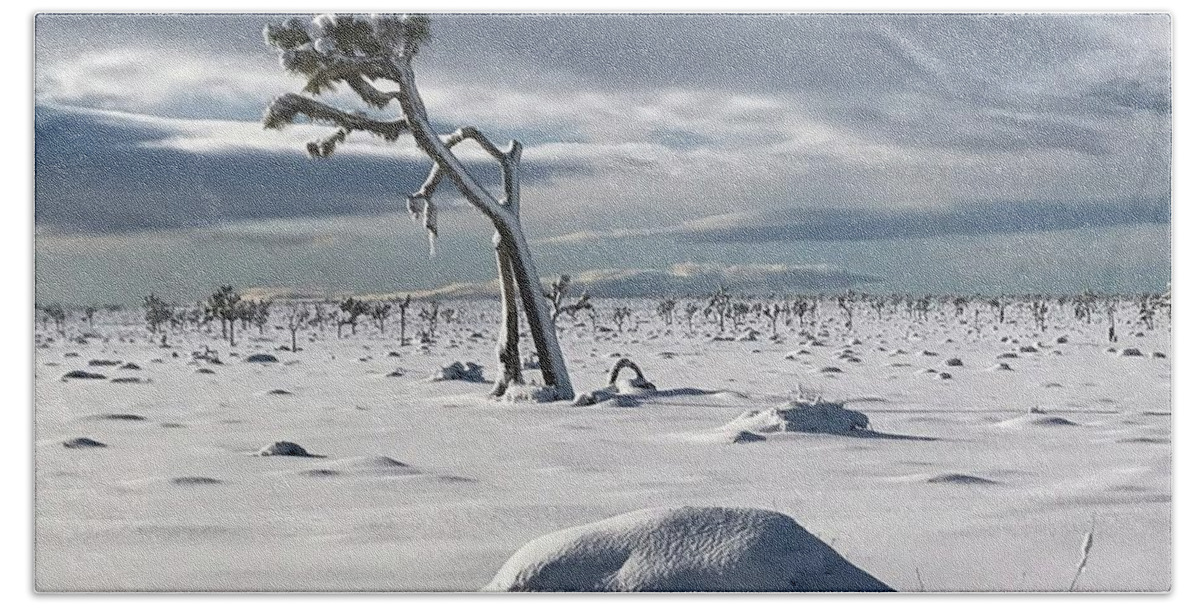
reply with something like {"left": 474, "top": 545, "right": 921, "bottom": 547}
{"left": 34, "top": 301, "right": 1171, "bottom": 592}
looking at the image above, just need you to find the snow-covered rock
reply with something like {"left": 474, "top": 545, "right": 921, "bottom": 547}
{"left": 483, "top": 506, "right": 891, "bottom": 592}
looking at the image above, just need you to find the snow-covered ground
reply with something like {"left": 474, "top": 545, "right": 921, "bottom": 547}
{"left": 34, "top": 299, "right": 1171, "bottom": 591}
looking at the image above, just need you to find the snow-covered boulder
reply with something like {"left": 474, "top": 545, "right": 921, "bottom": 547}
{"left": 483, "top": 506, "right": 891, "bottom": 592}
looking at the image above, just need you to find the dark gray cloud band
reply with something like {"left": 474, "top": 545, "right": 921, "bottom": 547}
{"left": 34, "top": 105, "right": 582, "bottom": 233}
{"left": 681, "top": 198, "right": 1171, "bottom": 244}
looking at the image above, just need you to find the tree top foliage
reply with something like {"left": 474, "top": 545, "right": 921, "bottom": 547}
{"left": 263, "top": 14, "right": 431, "bottom": 98}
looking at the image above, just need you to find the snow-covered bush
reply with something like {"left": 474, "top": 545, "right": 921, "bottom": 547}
{"left": 427, "top": 361, "right": 486, "bottom": 383}
{"left": 724, "top": 399, "right": 870, "bottom": 436}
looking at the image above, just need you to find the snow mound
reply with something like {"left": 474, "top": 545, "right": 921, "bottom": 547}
{"left": 171, "top": 476, "right": 223, "bottom": 486}
{"left": 245, "top": 353, "right": 279, "bottom": 363}
{"left": 502, "top": 384, "right": 568, "bottom": 404}
{"left": 926, "top": 473, "right": 998, "bottom": 485}
{"left": 427, "top": 361, "right": 486, "bottom": 383}
{"left": 723, "top": 400, "right": 870, "bottom": 436}
{"left": 319, "top": 455, "right": 420, "bottom": 476}
{"left": 483, "top": 506, "right": 891, "bottom": 592}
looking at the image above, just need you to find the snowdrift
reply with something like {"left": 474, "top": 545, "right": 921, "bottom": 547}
{"left": 483, "top": 506, "right": 892, "bottom": 592}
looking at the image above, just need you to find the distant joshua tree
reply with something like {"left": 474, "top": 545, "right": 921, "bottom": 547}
{"left": 762, "top": 303, "right": 785, "bottom": 336}
{"left": 369, "top": 301, "right": 393, "bottom": 333}
{"left": 249, "top": 300, "right": 272, "bottom": 334}
{"left": 544, "top": 274, "right": 592, "bottom": 329}
{"left": 204, "top": 285, "right": 242, "bottom": 345}
{"left": 42, "top": 304, "right": 67, "bottom": 335}
{"left": 612, "top": 306, "right": 632, "bottom": 333}
{"left": 1030, "top": 298, "right": 1050, "bottom": 333}
{"left": 419, "top": 300, "right": 441, "bottom": 340}
{"left": 791, "top": 298, "right": 814, "bottom": 327}
{"left": 82, "top": 306, "right": 98, "bottom": 329}
{"left": 310, "top": 301, "right": 330, "bottom": 332}
{"left": 284, "top": 301, "right": 311, "bottom": 352}
{"left": 704, "top": 286, "right": 734, "bottom": 332}
{"left": 682, "top": 302, "right": 701, "bottom": 333}
{"left": 952, "top": 296, "right": 968, "bottom": 318}
{"left": 1137, "top": 293, "right": 1162, "bottom": 331}
{"left": 1073, "top": 290, "right": 1098, "bottom": 324}
{"left": 262, "top": 13, "right": 572, "bottom": 400}
{"left": 142, "top": 295, "right": 172, "bottom": 336}
{"left": 836, "top": 292, "right": 855, "bottom": 331}
{"left": 338, "top": 297, "right": 370, "bottom": 337}
{"left": 914, "top": 296, "right": 932, "bottom": 322}
{"left": 656, "top": 298, "right": 677, "bottom": 326}
{"left": 989, "top": 297, "right": 1007, "bottom": 324}
{"left": 869, "top": 297, "right": 886, "bottom": 321}
{"left": 1105, "top": 299, "right": 1119, "bottom": 343}
{"left": 391, "top": 295, "right": 413, "bottom": 345}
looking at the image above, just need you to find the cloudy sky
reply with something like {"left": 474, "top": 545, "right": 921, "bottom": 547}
{"left": 35, "top": 13, "right": 1171, "bottom": 305}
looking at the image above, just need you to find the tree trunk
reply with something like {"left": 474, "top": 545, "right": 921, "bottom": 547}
{"left": 494, "top": 220, "right": 573, "bottom": 398}
{"left": 390, "top": 55, "right": 572, "bottom": 400}
{"left": 490, "top": 235, "right": 523, "bottom": 397}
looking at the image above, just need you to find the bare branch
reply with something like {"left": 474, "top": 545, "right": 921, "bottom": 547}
{"left": 445, "top": 126, "right": 507, "bottom": 162}
{"left": 412, "top": 164, "right": 444, "bottom": 200}
{"left": 346, "top": 75, "right": 400, "bottom": 110}
{"left": 406, "top": 127, "right": 511, "bottom": 202}
{"left": 263, "top": 93, "right": 409, "bottom": 141}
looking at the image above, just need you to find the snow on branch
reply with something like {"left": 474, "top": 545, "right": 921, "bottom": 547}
{"left": 264, "top": 93, "right": 409, "bottom": 141}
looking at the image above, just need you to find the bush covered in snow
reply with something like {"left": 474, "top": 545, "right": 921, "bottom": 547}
{"left": 426, "top": 361, "right": 486, "bottom": 383}
{"left": 723, "top": 399, "right": 871, "bottom": 436}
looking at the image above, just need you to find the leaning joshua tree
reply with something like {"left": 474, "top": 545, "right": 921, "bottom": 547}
{"left": 262, "top": 14, "right": 572, "bottom": 400}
